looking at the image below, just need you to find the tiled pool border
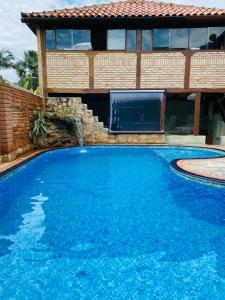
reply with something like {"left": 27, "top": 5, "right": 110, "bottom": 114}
{"left": 170, "top": 159, "right": 225, "bottom": 188}
{"left": 0, "top": 145, "right": 225, "bottom": 186}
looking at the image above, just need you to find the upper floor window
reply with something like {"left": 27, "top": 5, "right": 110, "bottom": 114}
{"left": 46, "top": 30, "right": 55, "bottom": 50}
{"left": 170, "top": 28, "right": 189, "bottom": 50}
{"left": 46, "top": 27, "right": 225, "bottom": 52}
{"left": 56, "top": 29, "right": 72, "bottom": 50}
{"left": 46, "top": 29, "right": 92, "bottom": 50}
{"left": 126, "top": 30, "right": 137, "bottom": 51}
{"left": 153, "top": 29, "right": 170, "bottom": 50}
{"left": 208, "top": 27, "right": 225, "bottom": 49}
{"left": 189, "top": 28, "right": 208, "bottom": 50}
{"left": 142, "top": 30, "right": 152, "bottom": 51}
{"left": 107, "top": 30, "right": 138, "bottom": 51}
{"left": 73, "top": 30, "right": 91, "bottom": 50}
{"left": 107, "top": 30, "right": 126, "bottom": 50}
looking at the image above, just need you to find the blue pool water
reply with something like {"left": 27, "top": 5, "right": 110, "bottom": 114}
{"left": 0, "top": 146, "right": 225, "bottom": 299}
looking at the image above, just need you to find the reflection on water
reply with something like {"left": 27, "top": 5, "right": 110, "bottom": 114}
{"left": 0, "top": 193, "right": 49, "bottom": 260}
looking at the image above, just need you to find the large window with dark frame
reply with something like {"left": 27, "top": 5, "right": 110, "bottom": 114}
{"left": 45, "top": 27, "right": 225, "bottom": 51}
{"left": 110, "top": 90, "right": 165, "bottom": 132}
{"left": 45, "top": 29, "right": 92, "bottom": 50}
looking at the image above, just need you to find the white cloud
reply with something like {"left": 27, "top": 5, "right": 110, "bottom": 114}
{"left": 1, "top": 0, "right": 225, "bottom": 82}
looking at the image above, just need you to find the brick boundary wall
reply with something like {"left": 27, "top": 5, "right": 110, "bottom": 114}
{"left": 0, "top": 77, "right": 45, "bottom": 162}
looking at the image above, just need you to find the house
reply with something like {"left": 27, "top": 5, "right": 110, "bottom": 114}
{"left": 21, "top": 0, "right": 225, "bottom": 145}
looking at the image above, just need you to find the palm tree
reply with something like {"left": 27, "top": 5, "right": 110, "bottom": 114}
{"left": 14, "top": 50, "right": 38, "bottom": 90}
{"left": 0, "top": 49, "right": 14, "bottom": 70}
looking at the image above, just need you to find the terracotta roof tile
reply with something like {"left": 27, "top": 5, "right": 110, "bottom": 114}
{"left": 21, "top": 0, "right": 225, "bottom": 19}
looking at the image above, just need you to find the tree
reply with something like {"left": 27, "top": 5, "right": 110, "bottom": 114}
{"left": 0, "top": 49, "right": 14, "bottom": 70}
{"left": 14, "top": 50, "right": 38, "bottom": 90}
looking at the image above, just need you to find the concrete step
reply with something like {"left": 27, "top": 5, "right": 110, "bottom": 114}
{"left": 93, "top": 116, "right": 99, "bottom": 123}
{"left": 86, "top": 109, "right": 94, "bottom": 117}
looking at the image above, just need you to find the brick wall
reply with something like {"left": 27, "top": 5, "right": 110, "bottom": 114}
{"left": 190, "top": 51, "right": 225, "bottom": 88}
{"left": 44, "top": 51, "right": 225, "bottom": 91}
{"left": 0, "top": 78, "right": 45, "bottom": 160}
{"left": 141, "top": 52, "right": 185, "bottom": 88}
{"left": 94, "top": 53, "right": 137, "bottom": 88}
{"left": 46, "top": 52, "right": 89, "bottom": 89}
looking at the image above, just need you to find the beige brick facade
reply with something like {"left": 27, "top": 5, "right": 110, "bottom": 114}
{"left": 46, "top": 52, "right": 89, "bottom": 89}
{"left": 190, "top": 51, "right": 225, "bottom": 89}
{"left": 94, "top": 53, "right": 137, "bottom": 88}
{"left": 44, "top": 50, "right": 225, "bottom": 91}
{"left": 141, "top": 52, "right": 185, "bottom": 89}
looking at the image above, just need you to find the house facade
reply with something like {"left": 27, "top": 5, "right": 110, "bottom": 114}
{"left": 21, "top": 0, "right": 225, "bottom": 144}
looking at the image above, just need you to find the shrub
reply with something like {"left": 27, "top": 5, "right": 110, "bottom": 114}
{"left": 30, "top": 109, "right": 47, "bottom": 144}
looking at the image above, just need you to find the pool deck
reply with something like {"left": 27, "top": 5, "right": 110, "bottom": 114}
{"left": 176, "top": 145, "right": 225, "bottom": 182}
{"left": 0, "top": 145, "right": 225, "bottom": 183}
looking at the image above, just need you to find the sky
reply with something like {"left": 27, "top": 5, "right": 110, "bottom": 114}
{"left": 1, "top": 0, "right": 225, "bottom": 82}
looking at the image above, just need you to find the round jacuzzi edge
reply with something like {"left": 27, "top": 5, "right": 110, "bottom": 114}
{"left": 170, "top": 146, "right": 225, "bottom": 188}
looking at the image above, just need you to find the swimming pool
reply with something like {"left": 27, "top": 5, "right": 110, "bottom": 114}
{"left": 0, "top": 146, "right": 225, "bottom": 299}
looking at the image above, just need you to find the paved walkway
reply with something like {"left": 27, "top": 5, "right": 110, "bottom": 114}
{"left": 0, "top": 145, "right": 225, "bottom": 182}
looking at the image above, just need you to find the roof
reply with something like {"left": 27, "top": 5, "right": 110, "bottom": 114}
{"left": 21, "top": 0, "right": 225, "bottom": 20}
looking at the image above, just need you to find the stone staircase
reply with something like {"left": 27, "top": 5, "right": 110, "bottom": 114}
{"left": 47, "top": 97, "right": 166, "bottom": 145}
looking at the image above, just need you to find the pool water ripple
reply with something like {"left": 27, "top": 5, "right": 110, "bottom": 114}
{"left": 0, "top": 146, "right": 225, "bottom": 299}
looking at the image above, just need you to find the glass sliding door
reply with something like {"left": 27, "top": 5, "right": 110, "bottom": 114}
{"left": 110, "top": 90, "right": 165, "bottom": 132}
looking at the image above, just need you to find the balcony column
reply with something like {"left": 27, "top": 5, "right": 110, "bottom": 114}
{"left": 36, "top": 26, "right": 47, "bottom": 97}
{"left": 136, "top": 30, "right": 142, "bottom": 89}
{"left": 193, "top": 92, "right": 201, "bottom": 136}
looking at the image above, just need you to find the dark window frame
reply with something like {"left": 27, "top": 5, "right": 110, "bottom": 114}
{"left": 109, "top": 90, "right": 166, "bottom": 133}
{"left": 45, "top": 26, "right": 225, "bottom": 52}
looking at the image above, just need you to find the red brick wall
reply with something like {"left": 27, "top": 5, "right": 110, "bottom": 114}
{"left": 0, "top": 78, "right": 45, "bottom": 156}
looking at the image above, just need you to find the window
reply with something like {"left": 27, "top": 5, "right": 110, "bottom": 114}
{"left": 107, "top": 30, "right": 126, "bottom": 50}
{"left": 45, "top": 30, "right": 55, "bottom": 50}
{"left": 170, "top": 28, "right": 188, "bottom": 50}
{"left": 45, "top": 27, "right": 225, "bottom": 52}
{"left": 72, "top": 30, "right": 92, "bottom": 50}
{"left": 165, "top": 94, "right": 195, "bottom": 135}
{"left": 142, "top": 30, "right": 152, "bottom": 51}
{"left": 153, "top": 29, "right": 170, "bottom": 50}
{"left": 126, "top": 30, "right": 136, "bottom": 51}
{"left": 189, "top": 28, "right": 208, "bottom": 50}
{"left": 208, "top": 27, "right": 225, "bottom": 49}
{"left": 56, "top": 29, "right": 72, "bottom": 50}
{"left": 110, "top": 90, "right": 164, "bottom": 132}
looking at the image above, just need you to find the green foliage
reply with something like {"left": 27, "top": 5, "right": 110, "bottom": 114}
{"left": 34, "top": 86, "right": 41, "bottom": 96}
{"left": 22, "top": 80, "right": 41, "bottom": 95}
{"left": 0, "top": 49, "right": 40, "bottom": 95}
{"left": 30, "top": 109, "right": 47, "bottom": 144}
{"left": 14, "top": 50, "right": 38, "bottom": 90}
{"left": 53, "top": 108, "right": 77, "bottom": 121}
{"left": 0, "top": 49, "right": 14, "bottom": 70}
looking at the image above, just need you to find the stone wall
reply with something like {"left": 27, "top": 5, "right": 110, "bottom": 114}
{"left": 38, "top": 118, "right": 77, "bottom": 148}
{"left": 47, "top": 97, "right": 166, "bottom": 145}
{"left": 0, "top": 78, "right": 45, "bottom": 161}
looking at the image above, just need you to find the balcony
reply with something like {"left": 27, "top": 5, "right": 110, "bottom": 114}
{"left": 44, "top": 50, "right": 225, "bottom": 94}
